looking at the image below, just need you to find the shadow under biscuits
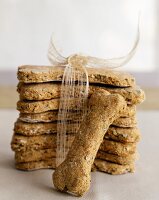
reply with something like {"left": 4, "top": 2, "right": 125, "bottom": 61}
{"left": 16, "top": 168, "right": 55, "bottom": 194}
{"left": 28, "top": 169, "right": 79, "bottom": 197}
{"left": 31, "top": 173, "right": 53, "bottom": 194}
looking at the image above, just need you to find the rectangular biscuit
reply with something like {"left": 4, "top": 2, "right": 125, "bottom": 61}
{"left": 17, "top": 82, "right": 145, "bottom": 105}
{"left": 18, "top": 65, "right": 135, "bottom": 87}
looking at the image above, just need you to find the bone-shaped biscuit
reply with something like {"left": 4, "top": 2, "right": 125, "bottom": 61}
{"left": 53, "top": 90, "right": 127, "bottom": 196}
{"left": 17, "top": 82, "right": 145, "bottom": 105}
{"left": 18, "top": 65, "right": 135, "bottom": 87}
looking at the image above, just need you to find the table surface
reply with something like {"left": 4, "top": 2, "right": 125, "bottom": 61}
{"left": 0, "top": 109, "right": 159, "bottom": 200}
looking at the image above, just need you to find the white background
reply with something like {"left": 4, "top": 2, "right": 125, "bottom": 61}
{"left": 0, "top": 0, "right": 157, "bottom": 72}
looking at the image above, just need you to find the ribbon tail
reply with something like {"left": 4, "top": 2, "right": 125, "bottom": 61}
{"left": 86, "top": 20, "right": 140, "bottom": 69}
{"left": 48, "top": 34, "right": 67, "bottom": 65}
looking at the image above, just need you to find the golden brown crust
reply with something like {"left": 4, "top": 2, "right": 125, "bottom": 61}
{"left": 15, "top": 158, "right": 134, "bottom": 175}
{"left": 18, "top": 65, "right": 135, "bottom": 87}
{"left": 18, "top": 66, "right": 64, "bottom": 83}
{"left": 11, "top": 134, "right": 137, "bottom": 156}
{"left": 15, "top": 159, "right": 56, "bottom": 171}
{"left": 100, "top": 140, "right": 137, "bottom": 156}
{"left": 96, "top": 151, "right": 138, "bottom": 165}
{"left": 112, "top": 117, "right": 137, "bottom": 128}
{"left": 18, "top": 112, "right": 137, "bottom": 128}
{"left": 13, "top": 120, "right": 140, "bottom": 142}
{"left": 93, "top": 159, "right": 135, "bottom": 175}
{"left": 11, "top": 134, "right": 137, "bottom": 157}
{"left": 53, "top": 91, "right": 127, "bottom": 196}
{"left": 17, "top": 82, "right": 145, "bottom": 105}
{"left": 19, "top": 111, "right": 59, "bottom": 123}
{"left": 17, "top": 98, "right": 136, "bottom": 115}
{"left": 14, "top": 120, "right": 60, "bottom": 135}
{"left": 104, "top": 126, "right": 140, "bottom": 143}
{"left": 15, "top": 148, "right": 56, "bottom": 163}
{"left": 11, "top": 134, "right": 58, "bottom": 152}
{"left": 17, "top": 99, "right": 59, "bottom": 114}
{"left": 15, "top": 148, "right": 137, "bottom": 165}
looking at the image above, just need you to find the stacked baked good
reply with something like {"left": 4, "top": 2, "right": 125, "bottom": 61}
{"left": 11, "top": 65, "right": 145, "bottom": 175}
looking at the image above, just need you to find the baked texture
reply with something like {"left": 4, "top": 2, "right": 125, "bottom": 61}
{"left": 15, "top": 159, "right": 56, "bottom": 171}
{"left": 18, "top": 65, "right": 135, "bottom": 87}
{"left": 11, "top": 134, "right": 58, "bottom": 152}
{"left": 53, "top": 91, "right": 127, "bottom": 196}
{"left": 15, "top": 148, "right": 56, "bottom": 163}
{"left": 100, "top": 140, "right": 137, "bottom": 156}
{"left": 93, "top": 159, "right": 135, "bottom": 175}
{"left": 14, "top": 120, "right": 63, "bottom": 135}
{"left": 17, "top": 98, "right": 136, "bottom": 115}
{"left": 15, "top": 158, "right": 134, "bottom": 175}
{"left": 104, "top": 126, "right": 140, "bottom": 143}
{"left": 17, "top": 82, "right": 145, "bottom": 105}
{"left": 13, "top": 120, "right": 140, "bottom": 142}
{"left": 96, "top": 150, "right": 138, "bottom": 165}
{"left": 11, "top": 134, "right": 137, "bottom": 156}
{"left": 112, "top": 116, "right": 137, "bottom": 128}
{"left": 19, "top": 111, "right": 59, "bottom": 123}
{"left": 15, "top": 148, "right": 137, "bottom": 165}
{"left": 18, "top": 113, "right": 137, "bottom": 128}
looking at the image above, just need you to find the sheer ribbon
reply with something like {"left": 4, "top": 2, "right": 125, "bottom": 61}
{"left": 48, "top": 23, "right": 139, "bottom": 167}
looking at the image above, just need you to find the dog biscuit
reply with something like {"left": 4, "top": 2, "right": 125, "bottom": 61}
{"left": 18, "top": 65, "right": 135, "bottom": 87}
{"left": 17, "top": 98, "right": 136, "bottom": 115}
{"left": 15, "top": 158, "right": 134, "bottom": 175}
{"left": 53, "top": 90, "right": 126, "bottom": 196}
{"left": 15, "top": 148, "right": 137, "bottom": 165}
{"left": 18, "top": 82, "right": 145, "bottom": 105}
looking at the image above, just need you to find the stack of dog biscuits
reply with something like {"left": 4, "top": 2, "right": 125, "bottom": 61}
{"left": 11, "top": 65, "right": 145, "bottom": 175}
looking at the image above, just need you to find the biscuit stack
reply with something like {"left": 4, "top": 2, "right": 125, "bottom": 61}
{"left": 11, "top": 66, "right": 145, "bottom": 175}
